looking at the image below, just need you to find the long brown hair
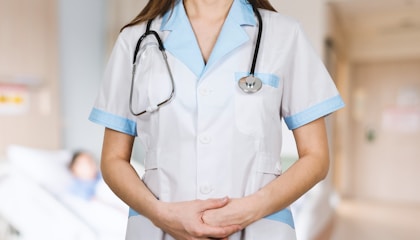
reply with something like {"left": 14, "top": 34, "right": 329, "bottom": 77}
{"left": 121, "top": 0, "right": 276, "bottom": 30}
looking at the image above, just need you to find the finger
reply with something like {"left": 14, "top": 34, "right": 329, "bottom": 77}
{"left": 201, "top": 197, "right": 229, "bottom": 211}
{"left": 202, "top": 223, "right": 242, "bottom": 239}
{"left": 221, "top": 224, "right": 242, "bottom": 236}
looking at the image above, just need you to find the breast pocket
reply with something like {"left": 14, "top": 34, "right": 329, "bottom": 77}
{"left": 234, "top": 72, "right": 281, "bottom": 137}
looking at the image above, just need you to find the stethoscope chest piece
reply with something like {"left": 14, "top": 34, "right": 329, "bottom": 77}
{"left": 238, "top": 75, "right": 262, "bottom": 93}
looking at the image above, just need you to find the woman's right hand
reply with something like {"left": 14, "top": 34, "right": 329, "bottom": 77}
{"left": 152, "top": 197, "right": 242, "bottom": 239}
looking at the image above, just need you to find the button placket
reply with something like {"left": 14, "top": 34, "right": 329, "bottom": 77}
{"left": 196, "top": 81, "right": 218, "bottom": 198}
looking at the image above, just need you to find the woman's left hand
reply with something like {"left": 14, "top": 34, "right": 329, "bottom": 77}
{"left": 201, "top": 197, "right": 258, "bottom": 229}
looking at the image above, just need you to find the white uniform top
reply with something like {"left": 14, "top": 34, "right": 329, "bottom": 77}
{"left": 89, "top": 0, "right": 345, "bottom": 239}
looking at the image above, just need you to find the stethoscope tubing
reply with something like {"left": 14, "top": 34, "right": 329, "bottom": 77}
{"left": 129, "top": 4, "right": 262, "bottom": 116}
{"left": 249, "top": 5, "right": 263, "bottom": 77}
{"left": 129, "top": 21, "right": 175, "bottom": 116}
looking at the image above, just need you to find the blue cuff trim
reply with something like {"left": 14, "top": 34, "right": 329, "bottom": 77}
{"left": 128, "top": 207, "right": 140, "bottom": 218}
{"left": 130, "top": 206, "right": 294, "bottom": 229}
{"left": 264, "top": 208, "right": 295, "bottom": 229}
{"left": 284, "top": 95, "right": 345, "bottom": 130}
{"left": 89, "top": 108, "right": 137, "bottom": 136}
{"left": 235, "top": 72, "right": 280, "bottom": 88}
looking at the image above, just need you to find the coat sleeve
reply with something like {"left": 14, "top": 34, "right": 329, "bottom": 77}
{"left": 89, "top": 30, "right": 138, "bottom": 136}
{"left": 281, "top": 23, "right": 345, "bottom": 130}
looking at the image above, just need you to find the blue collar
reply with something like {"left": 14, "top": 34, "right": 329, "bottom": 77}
{"left": 160, "top": 0, "right": 256, "bottom": 77}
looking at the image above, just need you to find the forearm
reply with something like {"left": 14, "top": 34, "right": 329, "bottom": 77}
{"left": 249, "top": 117, "right": 330, "bottom": 222}
{"left": 250, "top": 151, "right": 329, "bottom": 221}
{"left": 100, "top": 128, "right": 161, "bottom": 223}
{"left": 101, "top": 157, "right": 161, "bottom": 222}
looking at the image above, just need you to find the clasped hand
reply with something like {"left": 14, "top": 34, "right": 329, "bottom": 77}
{"left": 154, "top": 197, "right": 256, "bottom": 240}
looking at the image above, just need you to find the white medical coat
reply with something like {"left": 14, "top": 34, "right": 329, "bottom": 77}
{"left": 89, "top": 0, "right": 345, "bottom": 239}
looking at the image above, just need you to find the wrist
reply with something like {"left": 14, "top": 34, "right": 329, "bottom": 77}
{"left": 143, "top": 198, "right": 166, "bottom": 226}
{"left": 246, "top": 190, "right": 271, "bottom": 221}
{"left": 237, "top": 194, "right": 263, "bottom": 226}
{"left": 149, "top": 200, "right": 169, "bottom": 227}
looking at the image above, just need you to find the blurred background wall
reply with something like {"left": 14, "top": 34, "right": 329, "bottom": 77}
{"left": 58, "top": 0, "right": 106, "bottom": 157}
{"left": 326, "top": 1, "right": 420, "bottom": 239}
{"left": 0, "top": 0, "right": 62, "bottom": 154}
{"left": 0, "top": 0, "right": 106, "bottom": 158}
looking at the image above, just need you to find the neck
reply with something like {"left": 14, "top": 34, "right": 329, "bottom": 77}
{"left": 184, "top": 0, "right": 234, "bottom": 21}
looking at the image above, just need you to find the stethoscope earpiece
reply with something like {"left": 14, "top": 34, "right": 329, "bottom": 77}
{"left": 238, "top": 76, "right": 262, "bottom": 93}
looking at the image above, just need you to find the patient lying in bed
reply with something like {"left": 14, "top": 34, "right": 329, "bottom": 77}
{"left": 68, "top": 151, "right": 101, "bottom": 200}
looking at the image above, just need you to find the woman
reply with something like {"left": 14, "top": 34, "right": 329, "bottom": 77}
{"left": 89, "top": 0, "right": 345, "bottom": 239}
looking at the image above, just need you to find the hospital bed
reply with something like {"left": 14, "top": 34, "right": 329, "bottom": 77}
{"left": 0, "top": 145, "right": 144, "bottom": 240}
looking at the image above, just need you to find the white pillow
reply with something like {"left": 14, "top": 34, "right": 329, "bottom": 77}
{"left": 6, "top": 145, "right": 73, "bottom": 194}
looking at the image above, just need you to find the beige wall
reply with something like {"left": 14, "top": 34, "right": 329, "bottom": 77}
{"left": 328, "top": 0, "right": 420, "bottom": 203}
{"left": 349, "top": 59, "right": 420, "bottom": 203}
{"left": 106, "top": 0, "right": 147, "bottom": 54}
{"left": 0, "top": 0, "right": 61, "bottom": 156}
{"left": 272, "top": 0, "right": 329, "bottom": 56}
{"left": 325, "top": 4, "right": 353, "bottom": 196}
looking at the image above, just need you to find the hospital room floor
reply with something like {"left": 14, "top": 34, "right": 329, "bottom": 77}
{"left": 330, "top": 199, "right": 420, "bottom": 240}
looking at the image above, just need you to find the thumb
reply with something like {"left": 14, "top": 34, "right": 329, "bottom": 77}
{"left": 202, "top": 197, "right": 229, "bottom": 211}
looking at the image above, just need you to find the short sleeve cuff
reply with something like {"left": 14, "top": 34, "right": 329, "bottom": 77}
{"left": 89, "top": 108, "right": 137, "bottom": 136}
{"left": 284, "top": 95, "right": 345, "bottom": 130}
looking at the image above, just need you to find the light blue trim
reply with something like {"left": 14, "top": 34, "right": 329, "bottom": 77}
{"left": 160, "top": 0, "right": 255, "bottom": 77}
{"left": 264, "top": 208, "right": 295, "bottom": 229}
{"left": 284, "top": 95, "right": 345, "bottom": 130}
{"left": 89, "top": 108, "right": 137, "bottom": 136}
{"left": 161, "top": 0, "right": 204, "bottom": 77}
{"left": 128, "top": 207, "right": 140, "bottom": 218}
{"left": 235, "top": 72, "right": 280, "bottom": 88}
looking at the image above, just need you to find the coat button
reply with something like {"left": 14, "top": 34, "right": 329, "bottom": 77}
{"left": 199, "top": 88, "right": 213, "bottom": 96}
{"left": 199, "top": 135, "right": 212, "bottom": 144}
{"left": 200, "top": 184, "right": 213, "bottom": 194}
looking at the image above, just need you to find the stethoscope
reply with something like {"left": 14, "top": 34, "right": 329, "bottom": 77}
{"left": 129, "top": 4, "right": 263, "bottom": 116}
